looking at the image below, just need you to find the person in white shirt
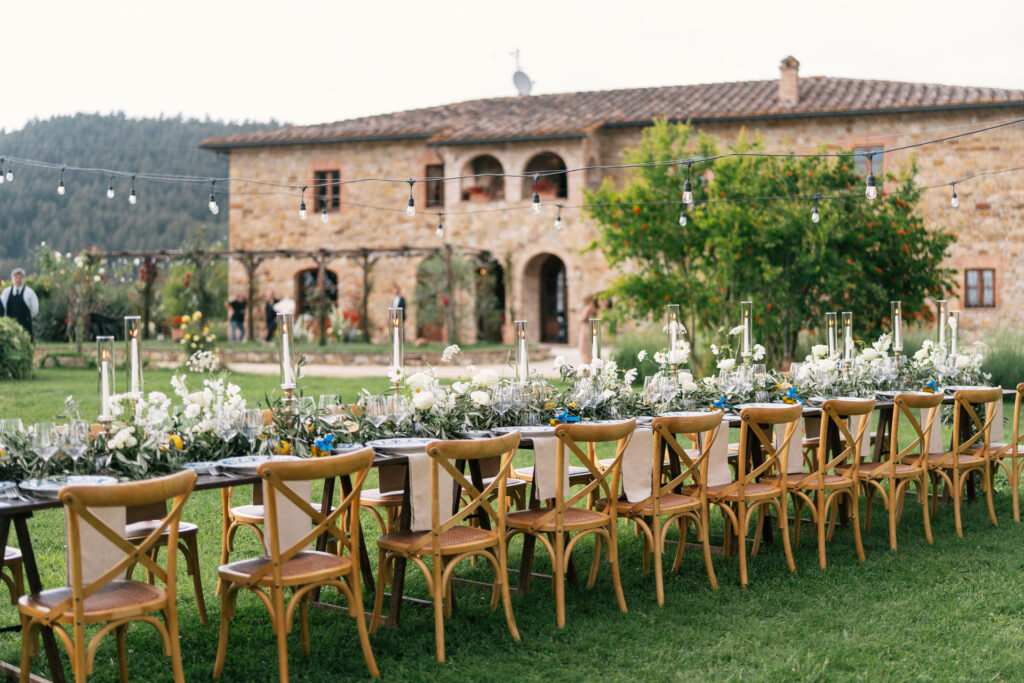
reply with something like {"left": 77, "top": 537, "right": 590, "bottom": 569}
{"left": 1, "top": 268, "right": 39, "bottom": 340}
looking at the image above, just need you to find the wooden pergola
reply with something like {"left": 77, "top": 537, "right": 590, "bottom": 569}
{"left": 91, "top": 245, "right": 493, "bottom": 344}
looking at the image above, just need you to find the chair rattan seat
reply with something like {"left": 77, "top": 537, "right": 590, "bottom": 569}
{"left": 707, "top": 482, "right": 780, "bottom": 501}
{"left": 219, "top": 550, "right": 351, "bottom": 588}
{"left": 506, "top": 506, "right": 604, "bottom": 531}
{"left": 5, "top": 547, "right": 21, "bottom": 562}
{"left": 763, "top": 474, "right": 852, "bottom": 490}
{"left": 230, "top": 504, "right": 264, "bottom": 523}
{"left": 359, "top": 488, "right": 404, "bottom": 505}
{"left": 19, "top": 581, "right": 165, "bottom": 623}
{"left": 844, "top": 462, "right": 922, "bottom": 478}
{"left": 612, "top": 493, "right": 699, "bottom": 515}
{"left": 378, "top": 526, "right": 496, "bottom": 554}
{"left": 926, "top": 452, "right": 985, "bottom": 467}
{"left": 125, "top": 520, "right": 198, "bottom": 540}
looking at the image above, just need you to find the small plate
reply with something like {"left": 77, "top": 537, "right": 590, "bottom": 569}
{"left": 183, "top": 462, "right": 220, "bottom": 475}
{"left": 20, "top": 475, "right": 118, "bottom": 499}
{"left": 493, "top": 425, "right": 557, "bottom": 438}
{"left": 330, "top": 443, "right": 365, "bottom": 454}
{"left": 634, "top": 416, "right": 654, "bottom": 425}
{"left": 217, "top": 455, "right": 300, "bottom": 474}
{"left": 734, "top": 403, "right": 786, "bottom": 410}
{"left": 365, "top": 438, "right": 434, "bottom": 455}
{"left": 659, "top": 410, "right": 716, "bottom": 418}
{"left": 876, "top": 391, "right": 900, "bottom": 398}
{"left": 456, "top": 430, "right": 492, "bottom": 440}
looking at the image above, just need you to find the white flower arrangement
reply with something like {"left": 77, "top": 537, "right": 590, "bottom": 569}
{"left": 186, "top": 350, "right": 220, "bottom": 373}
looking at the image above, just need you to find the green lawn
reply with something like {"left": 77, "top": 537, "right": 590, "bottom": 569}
{"left": 1, "top": 369, "right": 1024, "bottom": 680}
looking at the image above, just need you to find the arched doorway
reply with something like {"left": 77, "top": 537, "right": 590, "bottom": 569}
{"left": 522, "top": 253, "right": 568, "bottom": 343}
{"left": 523, "top": 152, "right": 568, "bottom": 199}
{"left": 475, "top": 254, "right": 505, "bottom": 342}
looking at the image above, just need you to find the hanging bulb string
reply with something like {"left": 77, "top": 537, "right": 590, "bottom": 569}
{"left": 406, "top": 178, "right": 416, "bottom": 216}
{"left": 0, "top": 116, "right": 1020, "bottom": 194}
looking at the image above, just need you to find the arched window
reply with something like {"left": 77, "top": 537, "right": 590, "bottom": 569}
{"left": 475, "top": 253, "right": 505, "bottom": 342}
{"left": 523, "top": 152, "right": 568, "bottom": 199}
{"left": 296, "top": 268, "right": 338, "bottom": 314}
{"left": 460, "top": 155, "right": 505, "bottom": 201}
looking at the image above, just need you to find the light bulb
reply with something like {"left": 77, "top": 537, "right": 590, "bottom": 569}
{"left": 951, "top": 189, "right": 959, "bottom": 208}
{"left": 554, "top": 215, "right": 562, "bottom": 230}
{"left": 208, "top": 194, "right": 219, "bottom": 215}
{"left": 5, "top": 168, "right": 12, "bottom": 182}
{"left": 865, "top": 174, "right": 877, "bottom": 201}
{"left": 679, "top": 209, "right": 687, "bottom": 227}
{"left": 320, "top": 208, "right": 328, "bottom": 223}
{"left": 682, "top": 179, "right": 693, "bottom": 205}
{"left": 406, "top": 196, "right": 416, "bottom": 217}
{"left": 57, "top": 181, "right": 65, "bottom": 196}
{"left": 128, "top": 189, "right": 137, "bottom": 205}
{"left": 0, "top": 162, "right": 4, "bottom": 185}
{"left": 299, "top": 200, "right": 307, "bottom": 220}
{"left": 107, "top": 185, "right": 115, "bottom": 199}
{"left": 436, "top": 223, "right": 444, "bottom": 238}
{"left": 811, "top": 205, "right": 820, "bottom": 223}
{"left": 531, "top": 191, "right": 541, "bottom": 214}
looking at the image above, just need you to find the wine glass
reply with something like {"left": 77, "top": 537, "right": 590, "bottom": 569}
{"left": 364, "top": 395, "right": 388, "bottom": 429}
{"left": 31, "top": 422, "right": 58, "bottom": 471}
{"left": 64, "top": 421, "right": 89, "bottom": 471}
{"left": 0, "top": 419, "right": 23, "bottom": 456}
{"left": 215, "top": 414, "right": 239, "bottom": 445}
{"left": 389, "top": 395, "right": 412, "bottom": 428}
{"left": 319, "top": 394, "right": 340, "bottom": 410}
{"left": 491, "top": 385, "right": 516, "bottom": 421}
{"left": 656, "top": 374, "right": 679, "bottom": 411}
{"left": 241, "top": 409, "right": 265, "bottom": 451}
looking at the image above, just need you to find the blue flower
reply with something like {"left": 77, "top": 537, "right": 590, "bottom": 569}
{"left": 555, "top": 410, "right": 581, "bottom": 424}
{"left": 712, "top": 396, "right": 732, "bottom": 410}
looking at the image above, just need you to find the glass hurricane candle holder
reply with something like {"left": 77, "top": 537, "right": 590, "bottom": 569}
{"left": 388, "top": 307, "right": 404, "bottom": 372}
{"left": 277, "top": 312, "right": 297, "bottom": 389}
{"left": 740, "top": 301, "right": 753, "bottom": 357}
{"left": 936, "top": 299, "right": 948, "bottom": 347}
{"left": 842, "top": 311, "right": 854, "bottom": 361}
{"left": 890, "top": 301, "right": 903, "bottom": 353}
{"left": 826, "top": 312, "right": 838, "bottom": 357}
{"left": 948, "top": 310, "right": 961, "bottom": 356}
{"left": 589, "top": 318, "right": 602, "bottom": 362}
{"left": 125, "top": 315, "right": 143, "bottom": 398}
{"left": 665, "top": 304, "right": 681, "bottom": 351}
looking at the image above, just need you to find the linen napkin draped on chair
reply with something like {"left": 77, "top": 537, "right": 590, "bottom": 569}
{"left": 406, "top": 450, "right": 455, "bottom": 532}
{"left": 67, "top": 506, "right": 125, "bottom": 584}
{"left": 531, "top": 435, "right": 570, "bottom": 501}
{"left": 620, "top": 427, "right": 653, "bottom": 503}
{"left": 262, "top": 479, "right": 312, "bottom": 554}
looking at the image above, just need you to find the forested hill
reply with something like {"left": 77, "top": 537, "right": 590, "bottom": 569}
{"left": 0, "top": 113, "right": 279, "bottom": 274}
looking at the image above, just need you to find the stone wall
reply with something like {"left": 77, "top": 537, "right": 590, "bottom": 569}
{"left": 228, "top": 105, "right": 1024, "bottom": 344}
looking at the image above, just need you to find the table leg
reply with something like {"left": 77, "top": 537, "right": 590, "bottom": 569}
{"left": 14, "top": 515, "right": 66, "bottom": 683}
{"left": 310, "top": 478, "right": 337, "bottom": 603}
{"left": 873, "top": 406, "right": 894, "bottom": 463}
{"left": 517, "top": 482, "right": 539, "bottom": 594}
{"left": 386, "top": 469, "right": 413, "bottom": 629}
{"left": 339, "top": 476, "right": 375, "bottom": 595}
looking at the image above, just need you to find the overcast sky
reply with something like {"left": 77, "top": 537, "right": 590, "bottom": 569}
{"left": 2, "top": 0, "right": 1022, "bottom": 133}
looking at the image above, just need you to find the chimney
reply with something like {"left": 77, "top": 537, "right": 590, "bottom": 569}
{"left": 778, "top": 56, "right": 800, "bottom": 106}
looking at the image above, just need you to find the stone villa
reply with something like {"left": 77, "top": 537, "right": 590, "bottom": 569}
{"left": 201, "top": 57, "right": 1024, "bottom": 345}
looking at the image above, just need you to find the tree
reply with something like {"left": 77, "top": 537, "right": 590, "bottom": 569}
{"left": 586, "top": 119, "right": 956, "bottom": 370}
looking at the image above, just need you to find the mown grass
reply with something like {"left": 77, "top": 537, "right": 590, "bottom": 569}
{"left": 1, "top": 369, "right": 1024, "bottom": 680}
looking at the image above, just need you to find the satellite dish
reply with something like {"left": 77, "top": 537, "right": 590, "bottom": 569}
{"left": 513, "top": 70, "right": 533, "bottom": 96}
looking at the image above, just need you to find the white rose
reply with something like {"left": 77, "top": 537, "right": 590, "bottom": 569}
{"left": 637, "top": 350, "right": 647, "bottom": 362}
{"left": 452, "top": 381, "right": 469, "bottom": 395}
{"left": 553, "top": 356, "right": 567, "bottom": 369}
{"left": 913, "top": 348, "right": 929, "bottom": 361}
{"left": 680, "top": 379, "right": 699, "bottom": 392}
{"left": 472, "top": 369, "right": 499, "bottom": 387}
{"left": 600, "top": 389, "right": 616, "bottom": 401}
{"left": 729, "top": 325, "right": 745, "bottom": 336}
{"left": 406, "top": 372, "right": 432, "bottom": 391}
{"left": 412, "top": 391, "right": 436, "bottom": 411}
{"left": 812, "top": 344, "right": 829, "bottom": 359}
{"left": 667, "top": 348, "right": 687, "bottom": 365}
{"left": 470, "top": 391, "right": 490, "bottom": 406}
{"left": 717, "top": 358, "right": 736, "bottom": 371}
{"left": 956, "top": 355, "right": 971, "bottom": 368}
{"left": 860, "top": 348, "right": 878, "bottom": 362}
{"left": 819, "top": 359, "right": 837, "bottom": 372}
{"left": 591, "top": 358, "right": 605, "bottom": 371}
{"left": 752, "top": 344, "right": 766, "bottom": 361}
{"left": 184, "top": 403, "right": 201, "bottom": 419}
{"left": 678, "top": 371, "right": 694, "bottom": 383}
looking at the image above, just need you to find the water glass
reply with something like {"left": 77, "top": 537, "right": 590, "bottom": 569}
{"left": 31, "top": 422, "right": 58, "bottom": 466}
{"left": 319, "top": 394, "right": 340, "bottom": 410}
{"left": 363, "top": 395, "right": 388, "bottom": 428}
{"left": 63, "top": 421, "right": 89, "bottom": 471}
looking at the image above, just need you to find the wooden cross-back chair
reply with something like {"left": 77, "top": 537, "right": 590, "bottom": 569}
{"left": 708, "top": 404, "right": 800, "bottom": 587}
{"left": 0, "top": 547, "right": 24, "bottom": 606}
{"left": 854, "top": 392, "right": 941, "bottom": 551}
{"left": 773, "top": 398, "right": 872, "bottom": 569}
{"left": 214, "top": 448, "right": 379, "bottom": 681}
{"left": 18, "top": 470, "right": 197, "bottom": 683}
{"left": 987, "top": 383, "right": 1024, "bottom": 521}
{"left": 506, "top": 419, "right": 635, "bottom": 628}
{"left": 924, "top": 387, "right": 1003, "bottom": 536}
{"left": 619, "top": 412, "right": 722, "bottom": 605}
{"left": 370, "top": 432, "right": 521, "bottom": 663}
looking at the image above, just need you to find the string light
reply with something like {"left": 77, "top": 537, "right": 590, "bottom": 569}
{"left": 320, "top": 202, "right": 328, "bottom": 223}
{"left": 208, "top": 180, "right": 219, "bottom": 215}
{"left": 406, "top": 179, "right": 416, "bottom": 217}
{"left": 531, "top": 173, "right": 541, "bottom": 214}
{"left": 950, "top": 183, "right": 959, "bottom": 208}
{"left": 865, "top": 154, "right": 877, "bottom": 201}
{"left": 678, "top": 206, "right": 687, "bottom": 227}
{"left": 811, "top": 193, "right": 820, "bottom": 223}
{"left": 128, "top": 175, "right": 137, "bottom": 205}
{"left": 0, "top": 159, "right": 4, "bottom": 185}
{"left": 298, "top": 186, "right": 307, "bottom": 220}
{"left": 682, "top": 163, "right": 694, "bottom": 206}
{"left": 57, "top": 167, "right": 66, "bottom": 195}
{"left": 4, "top": 163, "right": 11, "bottom": 183}
{"left": 107, "top": 176, "right": 115, "bottom": 199}
{"left": 554, "top": 204, "right": 563, "bottom": 230}
{"left": 436, "top": 213, "right": 444, "bottom": 238}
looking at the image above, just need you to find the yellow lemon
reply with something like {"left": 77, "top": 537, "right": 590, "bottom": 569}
{"left": 167, "top": 434, "right": 184, "bottom": 450}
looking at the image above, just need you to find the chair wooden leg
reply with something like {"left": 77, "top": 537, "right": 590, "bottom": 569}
{"left": 817, "top": 492, "right": 827, "bottom": 570}
{"left": 163, "top": 603, "right": 186, "bottom": 683}
{"left": 587, "top": 533, "right": 602, "bottom": 589}
{"left": 792, "top": 495, "right": 804, "bottom": 549}
{"left": 347, "top": 570, "right": 381, "bottom": 678}
{"left": 953, "top": 470, "right": 964, "bottom": 537}
{"left": 864, "top": 486, "right": 875, "bottom": 532}
{"left": 299, "top": 594, "right": 310, "bottom": 657}
{"left": 1012, "top": 459, "right": 1023, "bottom": 523}
{"left": 19, "top": 619, "right": 34, "bottom": 683}
{"left": 751, "top": 506, "right": 766, "bottom": 557}
{"left": 721, "top": 510, "right": 732, "bottom": 559}
{"left": 181, "top": 535, "right": 207, "bottom": 625}
{"left": 699, "top": 514, "right": 718, "bottom": 590}
{"left": 554, "top": 530, "right": 566, "bottom": 628}
{"left": 114, "top": 624, "right": 129, "bottom": 683}
{"left": 497, "top": 541, "right": 520, "bottom": 643}
{"left": 984, "top": 461, "right": 998, "bottom": 527}
{"left": 917, "top": 476, "right": 933, "bottom": 544}
{"left": 778, "top": 496, "right": 796, "bottom": 574}
{"left": 850, "top": 488, "right": 866, "bottom": 561}
{"left": 609, "top": 522, "right": 627, "bottom": 614}
{"left": 887, "top": 482, "right": 899, "bottom": 551}
{"left": 737, "top": 501, "right": 749, "bottom": 587}
{"left": 652, "top": 516, "right": 664, "bottom": 606}
{"left": 641, "top": 517, "right": 651, "bottom": 576}
{"left": 272, "top": 588, "right": 290, "bottom": 683}
{"left": 369, "top": 550, "right": 388, "bottom": 634}
{"left": 432, "top": 556, "right": 446, "bottom": 663}
{"left": 213, "top": 586, "right": 234, "bottom": 679}
{"left": 671, "top": 517, "right": 686, "bottom": 572}
{"left": 73, "top": 622, "right": 87, "bottom": 683}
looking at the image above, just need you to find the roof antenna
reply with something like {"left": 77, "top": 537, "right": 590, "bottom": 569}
{"left": 511, "top": 49, "right": 533, "bottom": 96}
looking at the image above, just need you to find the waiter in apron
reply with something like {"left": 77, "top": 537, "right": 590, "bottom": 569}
{"left": 1, "top": 268, "right": 39, "bottom": 340}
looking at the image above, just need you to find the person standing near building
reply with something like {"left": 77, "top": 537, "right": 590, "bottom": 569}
{"left": 1, "top": 268, "right": 39, "bottom": 340}
{"left": 391, "top": 285, "right": 407, "bottom": 314}
{"left": 226, "top": 294, "right": 247, "bottom": 343}
{"left": 264, "top": 291, "right": 279, "bottom": 343}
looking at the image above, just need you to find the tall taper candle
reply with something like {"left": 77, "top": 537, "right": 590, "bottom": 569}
{"left": 514, "top": 320, "right": 529, "bottom": 383}
{"left": 842, "top": 312, "right": 854, "bottom": 361}
{"left": 890, "top": 301, "right": 903, "bottom": 353}
{"left": 665, "top": 304, "right": 681, "bottom": 351}
{"left": 937, "top": 299, "right": 948, "bottom": 347}
{"left": 948, "top": 310, "right": 960, "bottom": 356}
{"left": 388, "top": 307, "right": 404, "bottom": 371}
{"left": 96, "top": 336, "right": 115, "bottom": 421}
{"left": 590, "top": 318, "right": 602, "bottom": 362}
{"left": 826, "top": 312, "right": 838, "bottom": 357}
{"left": 277, "top": 313, "right": 296, "bottom": 388}
{"left": 741, "top": 301, "right": 753, "bottom": 357}
{"left": 125, "top": 316, "right": 143, "bottom": 397}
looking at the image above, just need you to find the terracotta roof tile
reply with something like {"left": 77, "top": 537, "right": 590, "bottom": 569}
{"left": 201, "top": 77, "right": 1024, "bottom": 149}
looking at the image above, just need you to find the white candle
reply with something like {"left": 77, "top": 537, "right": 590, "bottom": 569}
{"left": 937, "top": 300, "right": 948, "bottom": 347}
{"left": 100, "top": 358, "right": 110, "bottom": 419}
{"left": 515, "top": 320, "right": 528, "bottom": 383}
{"left": 826, "top": 312, "right": 838, "bottom": 357}
{"left": 741, "top": 301, "right": 753, "bottom": 357}
{"left": 130, "top": 337, "right": 140, "bottom": 394}
{"left": 842, "top": 312, "right": 854, "bottom": 361}
{"left": 891, "top": 301, "right": 903, "bottom": 352}
{"left": 949, "top": 311, "right": 960, "bottom": 356}
{"left": 281, "top": 331, "right": 294, "bottom": 386}
{"left": 392, "top": 325, "right": 401, "bottom": 368}
{"left": 590, "top": 318, "right": 601, "bottom": 362}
